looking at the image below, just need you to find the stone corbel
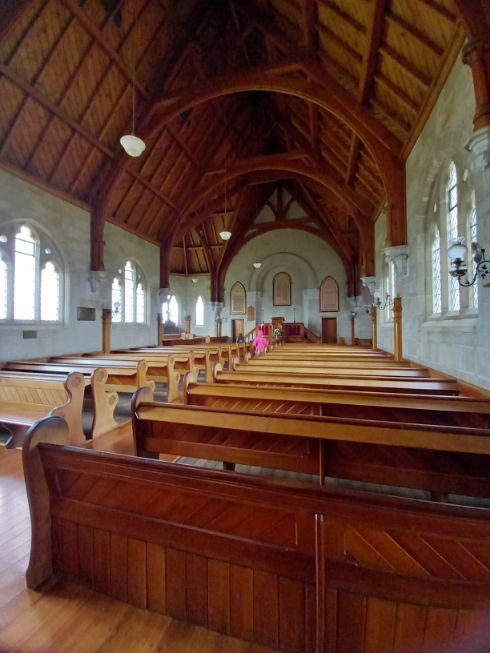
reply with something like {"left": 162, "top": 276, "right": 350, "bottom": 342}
{"left": 158, "top": 287, "right": 172, "bottom": 303}
{"left": 466, "top": 126, "right": 490, "bottom": 172}
{"left": 360, "top": 276, "right": 377, "bottom": 296}
{"left": 88, "top": 270, "right": 106, "bottom": 294}
{"left": 384, "top": 245, "right": 409, "bottom": 277}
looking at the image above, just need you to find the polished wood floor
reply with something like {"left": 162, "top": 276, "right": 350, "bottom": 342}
{"left": 0, "top": 444, "right": 283, "bottom": 653}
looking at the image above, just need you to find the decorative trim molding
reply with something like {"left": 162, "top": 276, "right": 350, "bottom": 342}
{"left": 466, "top": 126, "right": 490, "bottom": 171}
{"left": 384, "top": 245, "right": 409, "bottom": 277}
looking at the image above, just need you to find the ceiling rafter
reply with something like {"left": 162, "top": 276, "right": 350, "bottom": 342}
{"left": 58, "top": 0, "right": 152, "bottom": 99}
{"left": 346, "top": 0, "right": 387, "bottom": 185}
{"left": 316, "top": 0, "right": 366, "bottom": 35}
{"left": 385, "top": 10, "right": 444, "bottom": 56}
{"left": 0, "top": 0, "right": 38, "bottom": 42}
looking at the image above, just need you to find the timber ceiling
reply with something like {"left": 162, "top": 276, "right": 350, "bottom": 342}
{"left": 0, "top": 0, "right": 464, "bottom": 280}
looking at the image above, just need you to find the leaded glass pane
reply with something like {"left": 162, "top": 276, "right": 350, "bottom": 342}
{"left": 124, "top": 261, "right": 135, "bottom": 322}
{"left": 446, "top": 163, "right": 460, "bottom": 311}
{"left": 0, "top": 258, "right": 7, "bottom": 319}
{"left": 469, "top": 193, "right": 478, "bottom": 309}
{"left": 136, "top": 283, "right": 145, "bottom": 323}
{"left": 14, "top": 226, "right": 36, "bottom": 320}
{"left": 195, "top": 295, "right": 204, "bottom": 326}
{"left": 112, "top": 278, "right": 122, "bottom": 322}
{"left": 432, "top": 228, "right": 441, "bottom": 314}
{"left": 41, "top": 262, "right": 60, "bottom": 321}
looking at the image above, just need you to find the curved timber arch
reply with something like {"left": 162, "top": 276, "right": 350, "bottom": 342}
{"left": 169, "top": 154, "right": 370, "bottom": 241}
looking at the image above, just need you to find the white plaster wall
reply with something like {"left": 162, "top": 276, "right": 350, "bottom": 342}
{"left": 223, "top": 229, "right": 356, "bottom": 342}
{"left": 0, "top": 168, "right": 160, "bottom": 360}
{"left": 376, "top": 55, "right": 490, "bottom": 388}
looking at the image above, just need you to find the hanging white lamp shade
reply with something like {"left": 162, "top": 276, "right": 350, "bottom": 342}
{"left": 219, "top": 230, "right": 232, "bottom": 241}
{"left": 253, "top": 261, "right": 262, "bottom": 269}
{"left": 120, "top": 134, "right": 146, "bottom": 157}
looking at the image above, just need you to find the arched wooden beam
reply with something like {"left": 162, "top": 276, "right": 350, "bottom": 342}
{"left": 213, "top": 224, "right": 354, "bottom": 304}
{"left": 142, "top": 69, "right": 406, "bottom": 247}
{"left": 172, "top": 153, "right": 370, "bottom": 240}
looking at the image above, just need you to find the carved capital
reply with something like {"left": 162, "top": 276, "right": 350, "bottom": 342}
{"left": 384, "top": 245, "right": 409, "bottom": 277}
{"left": 360, "top": 276, "right": 377, "bottom": 295}
{"left": 158, "top": 287, "right": 172, "bottom": 303}
{"left": 88, "top": 269, "right": 107, "bottom": 294}
{"left": 462, "top": 37, "right": 490, "bottom": 66}
{"left": 466, "top": 126, "right": 490, "bottom": 171}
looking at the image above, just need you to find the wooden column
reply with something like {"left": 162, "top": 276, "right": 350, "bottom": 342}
{"left": 216, "top": 318, "right": 222, "bottom": 337}
{"left": 462, "top": 37, "right": 490, "bottom": 130}
{"left": 350, "top": 313, "right": 356, "bottom": 346}
{"left": 102, "top": 308, "right": 112, "bottom": 354}
{"left": 370, "top": 305, "right": 377, "bottom": 351}
{"left": 157, "top": 313, "right": 164, "bottom": 346}
{"left": 393, "top": 296, "right": 403, "bottom": 361}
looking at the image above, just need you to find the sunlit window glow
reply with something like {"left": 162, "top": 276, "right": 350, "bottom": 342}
{"left": 136, "top": 283, "right": 145, "bottom": 323}
{"left": 447, "top": 162, "right": 460, "bottom": 311}
{"left": 41, "top": 262, "right": 60, "bottom": 321}
{"left": 0, "top": 258, "right": 7, "bottom": 320}
{"left": 195, "top": 295, "right": 204, "bottom": 326}
{"left": 14, "top": 226, "right": 36, "bottom": 320}
{"left": 124, "top": 261, "right": 135, "bottom": 323}
{"left": 162, "top": 295, "right": 179, "bottom": 324}
{"left": 112, "top": 277, "right": 122, "bottom": 323}
{"left": 468, "top": 191, "right": 478, "bottom": 310}
{"left": 431, "top": 227, "right": 441, "bottom": 314}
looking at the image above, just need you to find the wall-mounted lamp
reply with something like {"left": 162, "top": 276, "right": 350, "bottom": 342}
{"left": 219, "top": 230, "right": 232, "bottom": 241}
{"left": 448, "top": 238, "right": 489, "bottom": 287}
{"left": 373, "top": 293, "right": 393, "bottom": 310}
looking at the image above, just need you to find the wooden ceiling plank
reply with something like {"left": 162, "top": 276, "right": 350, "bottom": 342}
{"left": 58, "top": 0, "right": 150, "bottom": 99}
{"left": 316, "top": 22, "right": 363, "bottom": 63}
{"left": 0, "top": 63, "right": 114, "bottom": 158}
{"left": 0, "top": 0, "right": 40, "bottom": 47}
{"left": 385, "top": 10, "right": 444, "bottom": 56}
{"left": 37, "top": 3, "right": 129, "bottom": 185}
{"left": 346, "top": 0, "right": 387, "bottom": 186}
{"left": 167, "top": 125, "right": 201, "bottom": 170}
{"left": 316, "top": 0, "right": 366, "bottom": 35}
{"left": 418, "top": 0, "right": 457, "bottom": 23}
{"left": 0, "top": 6, "right": 77, "bottom": 158}
{"left": 379, "top": 44, "right": 431, "bottom": 90}
{"left": 376, "top": 73, "right": 419, "bottom": 115}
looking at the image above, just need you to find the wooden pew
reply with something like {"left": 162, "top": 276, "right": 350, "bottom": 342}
{"left": 53, "top": 354, "right": 182, "bottom": 402}
{"left": 115, "top": 346, "right": 221, "bottom": 382}
{"left": 132, "top": 390, "right": 490, "bottom": 497}
{"left": 213, "top": 364, "right": 460, "bottom": 395}
{"left": 5, "top": 359, "right": 154, "bottom": 394}
{"left": 0, "top": 371, "right": 86, "bottom": 446}
{"left": 0, "top": 367, "right": 119, "bottom": 441}
{"left": 231, "top": 359, "right": 429, "bottom": 378}
{"left": 23, "top": 415, "right": 490, "bottom": 653}
{"left": 184, "top": 378, "right": 490, "bottom": 428}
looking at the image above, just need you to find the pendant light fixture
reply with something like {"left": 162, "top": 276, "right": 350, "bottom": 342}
{"left": 120, "top": 4, "right": 146, "bottom": 157}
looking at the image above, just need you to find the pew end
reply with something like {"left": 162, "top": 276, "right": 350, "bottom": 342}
{"left": 22, "top": 415, "right": 70, "bottom": 589}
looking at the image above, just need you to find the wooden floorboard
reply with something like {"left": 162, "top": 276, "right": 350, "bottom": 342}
{"left": 0, "top": 446, "right": 284, "bottom": 653}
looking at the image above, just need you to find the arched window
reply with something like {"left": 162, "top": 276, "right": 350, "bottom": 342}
{"left": 446, "top": 162, "right": 460, "bottom": 311}
{"left": 162, "top": 295, "right": 179, "bottom": 325}
{"left": 385, "top": 259, "right": 396, "bottom": 321}
{"left": 111, "top": 260, "right": 146, "bottom": 324}
{"left": 0, "top": 223, "right": 63, "bottom": 323}
{"left": 468, "top": 190, "right": 478, "bottom": 310}
{"left": 230, "top": 282, "right": 246, "bottom": 314}
{"left": 14, "top": 225, "right": 36, "bottom": 320}
{"left": 431, "top": 226, "right": 441, "bottom": 314}
{"left": 111, "top": 277, "right": 122, "bottom": 323}
{"left": 41, "top": 261, "right": 60, "bottom": 321}
{"left": 195, "top": 295, "right": 204, "bottom": 326}
{"left": 0, "top": 256, "right": 7, "bottom": 320}
{"left": 273, "top": 272, "right": 291, "bottom": 306}
{"left": 319, "top": 276, "right": 339, "bottom": 312}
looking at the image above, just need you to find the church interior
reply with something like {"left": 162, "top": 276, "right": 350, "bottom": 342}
{"left": 1, "top": 0, "right": 490, "bottom": 651}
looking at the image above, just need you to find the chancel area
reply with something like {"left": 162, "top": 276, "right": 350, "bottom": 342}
{"left": 1, "top": 1, "right": 490, "bottom": 652}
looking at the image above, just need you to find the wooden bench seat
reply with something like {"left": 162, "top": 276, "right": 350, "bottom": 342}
{"left": 232, "top": 360, "right": 429, "bottom": 377}
{"left": 53, "top": 354, "right": 182, "bottom": 401}
{"left": 213, "top": 365, "right": 460, "bottom": 395}
{"left": 23, "top": 415, "right": 490, "bottom": 653}
{"left": 132, "top": 390, "right": 490, "bottom": 497}
{"left": 184, "top": 378, "right": 490, "bottom": 428}
{"left": 0, "top": 371, "right": 86, "bottom": 446}
{"left": 5, "top": 359, "right": 154, "bottom": 394}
